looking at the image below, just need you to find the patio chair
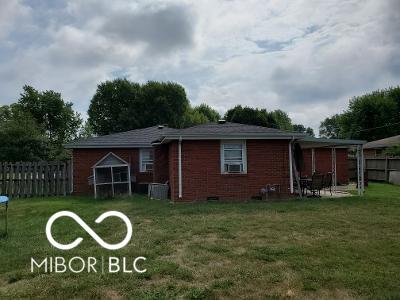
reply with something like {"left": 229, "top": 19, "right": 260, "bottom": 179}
{"left": 307, "top": 173, "right": 324, "bottom": 197}
{"left": 0, "top": 196, "right": 9, "bottom": 237}
{"left": 323, "top": 172, "right": 333, "bottom": 195}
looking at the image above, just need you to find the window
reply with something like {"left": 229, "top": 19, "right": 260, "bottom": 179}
{"left": 140, "top": 148, "right": 154, "bottom": 172}
{"left": 221, "top": 141, "right": 247, "bottom": 174}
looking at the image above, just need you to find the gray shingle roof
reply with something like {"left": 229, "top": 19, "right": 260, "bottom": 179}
{"left": 363, "top": 135, "right": 400, "bottom": 149}
{"left": 65, "top": 126, "right": 178, "bottom": 148}
{"left": 156, "top": 122, "right": 305, "bottom": 142}
{"left": 65, "top": 122, "right": 306, "bottom": 149}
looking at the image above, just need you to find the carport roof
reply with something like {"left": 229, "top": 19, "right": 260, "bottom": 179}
{"left": 298, "top": 136, "right": 366, "bottom": 149}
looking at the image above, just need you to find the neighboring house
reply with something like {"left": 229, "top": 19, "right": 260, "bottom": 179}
{"left": 363, "top": 135, "right": 400, "bottom": 157}
{"left": 65, "top": 122, "right": 365, "bottom": 201}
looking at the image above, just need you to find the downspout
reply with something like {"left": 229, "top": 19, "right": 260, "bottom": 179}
{"left": 331, "top": 147, "right": 337, "bottom": 193}
{"left": 311, "top": 148, "right": 315, "bottom": 174}
{"left": 361, "top": 145, "right": 364, "bottom": 195}
{"left": 178, "top": 137, "right": 183, "bottom": 199}
{"left": 289, "top": 137, "right": 294, "bottom": 194}
{"left": 357, "top": 145, "right": 361, "bottom": 196}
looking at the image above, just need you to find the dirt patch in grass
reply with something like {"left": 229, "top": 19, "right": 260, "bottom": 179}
{"left": 102, "top": 288, "right": 124, "bottom": 300}
{"left": 0, "top": 278, "right": 7, "bottom": 287}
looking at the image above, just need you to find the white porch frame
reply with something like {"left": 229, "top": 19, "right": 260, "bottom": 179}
{"left": 294, "top": 137, "right": 366, "bottom": 196}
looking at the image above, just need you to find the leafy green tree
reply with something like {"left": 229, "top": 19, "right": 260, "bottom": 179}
{"left": 0, "top": 107, "right": 48, "bottom": 161}
{"left": 293, "top": 124, "right": 314, "bottom": 136}
{"left": 18, "top": 85, "right": 82, "bottom": 159}
{"left": 88, "top": 80, "right": 191, "bottom": 134}
{"left": 138, "top": 81, "right": 190, "bottom": 128}
{"left": 320, "top": 86, "right": 400, "bottom": 141}
{"left": 319, "top": 114, "right": 343, "bottom": 138}
{"left": 88, "top": 79, "right": 142, "bottom": 135}
{"left": 182, "top": 107, "right": 209, "bottom": 127}
{"left": 78, "top": 121, "right": 95, "bottom": 139}
{"left": 192, "top": 104, "right": 221, "bottom": 122}
{"left": 340, "top": 88, "right": 399, "bottom": 141}
{"left": 384, "top": 144, "right": 400, "bottom": 157}
{"left": 224, "top": 105, "right": 278, "bottom": 128}
{"left": 306, "top": 127, "right": 315, "bottom": 137}
{"left": 293, "top": 124, "right": 305, "bottom": 133}
{"left": 270, "top": 109, "right": 293, "bottom": 131}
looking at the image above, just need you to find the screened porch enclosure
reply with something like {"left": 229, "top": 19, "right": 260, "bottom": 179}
{"left": 93, "top": 153, "right": 131, "bottom": 198}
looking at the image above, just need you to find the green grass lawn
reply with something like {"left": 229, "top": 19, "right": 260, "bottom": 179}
{"left": 0, "top": 183, "right": 400, "bottom": 299}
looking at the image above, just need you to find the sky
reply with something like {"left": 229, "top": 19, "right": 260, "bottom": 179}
{"left": 0, "top": 0, "right": 399, "bottom": 132}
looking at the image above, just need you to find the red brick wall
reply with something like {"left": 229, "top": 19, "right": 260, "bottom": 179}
{"left": 167, "top": 140, "right": 291, "bottom": 202}
{"left": 302, "top": 148, "right": 349, "bottom": 184}
{"left": 72, "top": 148, "right": 153, "bottom": 196}
{"left": 153, "top": 144, "right": 169, "bottom": 183}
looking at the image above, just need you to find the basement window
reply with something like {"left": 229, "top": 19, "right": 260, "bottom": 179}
{"left": 93, "top": 152, "right": 131, "bottom": 198}
{"left": 221, "top": 140, "right": 247, "bottom": 174}
{"left": 140, "top": 148, "right": 154, "bottom": 172}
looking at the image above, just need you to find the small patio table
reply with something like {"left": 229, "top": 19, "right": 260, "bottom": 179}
{"left": 0, "top": 196, "right": 9, "bottom": 236}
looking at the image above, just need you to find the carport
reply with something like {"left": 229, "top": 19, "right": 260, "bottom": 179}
{"left": 290, "top": 137, "right": 366, "bottom": 196}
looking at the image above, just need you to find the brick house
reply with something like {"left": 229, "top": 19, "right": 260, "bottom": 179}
{"left": 363, "top": 135, "right": 400, "bottom": 157}
{"left": 66, "top": 122, "right": 365, "bottom": 201}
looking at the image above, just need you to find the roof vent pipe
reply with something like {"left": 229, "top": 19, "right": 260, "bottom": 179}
{"left": 218, "top": 119, "right": 226, "bottom": 124}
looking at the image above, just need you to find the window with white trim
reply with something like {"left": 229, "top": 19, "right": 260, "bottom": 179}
{"left": 221, "top": 141, "right": 247, "bottom": 174}
{"left": 140, "top": 148, "right": 154, "bottom": 172}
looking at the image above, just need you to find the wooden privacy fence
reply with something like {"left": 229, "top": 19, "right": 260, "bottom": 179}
{"left": 0, "top": 161, "right": 72, "bottom": 198}
{"left": 349, "top": 156, "right": 400, "bottom": 181}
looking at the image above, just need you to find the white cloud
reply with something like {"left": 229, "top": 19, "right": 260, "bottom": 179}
{"left": 0, "top": 0, "right": 399, "bottom": 132}
{"left": 0, "top": 0, "right": 31, "bottom": 40}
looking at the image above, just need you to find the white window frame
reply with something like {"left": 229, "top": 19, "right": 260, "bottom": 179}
{"left": 140, "top": 148, "right": 154, "bottom": 172}
{"left": 220, "top": 140, "right": 247, "bottom": 174}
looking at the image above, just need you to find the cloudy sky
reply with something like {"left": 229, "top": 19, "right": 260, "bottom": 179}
{"left": 1, "top": 0, "right": 399, "bottom": 132}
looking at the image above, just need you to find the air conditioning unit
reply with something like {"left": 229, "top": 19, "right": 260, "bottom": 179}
{"left": 143, "top": 163, "right": 153, "bottom": 172}
{"left": 225, "top": 164, "right": 242, "bottom": 173}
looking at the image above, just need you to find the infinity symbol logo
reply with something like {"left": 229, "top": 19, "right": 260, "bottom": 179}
{"left": 46, "top": 211, "right": 132, "bottom": 250}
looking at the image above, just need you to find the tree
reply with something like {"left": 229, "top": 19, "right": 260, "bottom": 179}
{"left": 88, "top": 79, "right": 191, "bottom": 134}
{"left": 18, "top": 85, "right": 82, "bottom": 159}
{"left": 341, "top": 89, "right": 399, "bottom": 141}
{"left": 270, "top": 109, "right": 293, "bottom": 131}
{"left": 78, "top": 121, "right": 95, "bottom": 139}
{"left": 319, "top": 114, "right": 342, "bottom": 138}
{"left": 384, "top": 144, "right": 400, "bottom": 157}
{"left": 138, "top": 81, "right": 190, "bottom": 128}
{"left": 306, "top": 127, "right": 315, "bottom": 137}
{"left": 0, "top": 106, "right": 48, "bottom": 161}
{"left": 293, "top": 124, "right": 305, "bottom": 133}
{"left": 192, "top": 104, "right": 221, "bottom": 122}
{"left": 293, "top": 124, "right": 315, "bottom": 136}
{"left": 319, "top": 86, "right": 400, "bottom": 141}
{"left": 88, "top": 79, "right": 142, "bottom": 135}
{"left": 224, "top": 105, "right": 278, "bottom": 128}
{"left": 181, "top": 107, "right": 209, "bottom": 127}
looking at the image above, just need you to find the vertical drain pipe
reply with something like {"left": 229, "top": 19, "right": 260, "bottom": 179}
{"left": 361, "top": 145, "right": 364, "bottom": 195}
{"left": 311, "top": 148, "right": 316, "bottom": 174}
{"left": 289, "top": 138, "right": 294, "bottom": 194}
{"left": 178, "top": 137, "right": 183, "bottom": 199}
